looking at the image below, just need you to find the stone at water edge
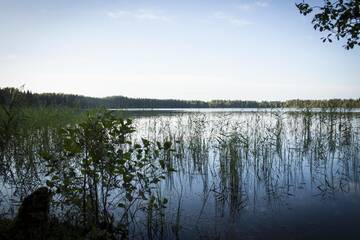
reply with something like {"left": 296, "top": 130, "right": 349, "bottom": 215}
{"left": 13, "top": 187, "right": 52, "bottom": 240}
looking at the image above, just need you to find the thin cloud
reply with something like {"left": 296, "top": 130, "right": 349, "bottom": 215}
{"left": 237, "top": 1, "right": 269, "bottom": 11}
{"left": 213, "top": 11, "right": 253, "bottom": 27}
{"left": 255, "top": 1, "right": 269, "bottom": 8}
{"left": 106, "top": 9, "right": 169, "bottom": 21}
{"left": 237, "top": 3, "right": 252, "bottom": 11}
{"left": 106, "top": 10, "right": 129, "bottom": 19}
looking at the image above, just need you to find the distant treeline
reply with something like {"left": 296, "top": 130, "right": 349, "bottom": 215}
{"left": 1, "top": 87, "right": 359, "bottom": 109}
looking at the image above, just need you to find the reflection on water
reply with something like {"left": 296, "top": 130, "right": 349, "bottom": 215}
{"left": 130, "top": 110, "right": 360, "bottom": 239}
{"left": 1, "top": 109, "right": 360, "bottom": 239}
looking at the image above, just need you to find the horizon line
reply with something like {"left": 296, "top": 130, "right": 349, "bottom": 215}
{"left": 1, "top": 86, "right": 360, "bottom": 102}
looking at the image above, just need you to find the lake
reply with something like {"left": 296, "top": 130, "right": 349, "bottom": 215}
{"left": 1, "top": 108, "right": 360, "bottom": 239}
{"left": 122, "top": 108, "right": 360, "bottom": 239}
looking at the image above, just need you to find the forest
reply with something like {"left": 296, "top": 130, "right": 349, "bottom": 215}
{"left": 1, "top": 87, "right": 359, "bottom": 109}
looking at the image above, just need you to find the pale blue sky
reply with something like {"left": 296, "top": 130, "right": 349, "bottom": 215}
{"left": 0, "top": 0, "right": 359, "bottom": 100}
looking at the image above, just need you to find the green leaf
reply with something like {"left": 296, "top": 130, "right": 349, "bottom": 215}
{"left": 126, "top": 193, "right": 133, "bottom": 202}
{"left": 118, "top": 203, "right": 126, "bottom": 208}
{"left": 164, "top": 141, "right": 172, "bottom": 150}
{"left": 39, "top": 151, "right": 53, "bottom": 161}
{"left": 46, "top": 180, "right": 54, "bottom": 188}
{"left": 159, "top": 160, "right": 165, "bottom": 169}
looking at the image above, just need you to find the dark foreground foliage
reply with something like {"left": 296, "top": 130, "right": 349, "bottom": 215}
{"left": 297, "top": 0, "right": 360, "bottom": 49}
{"left": 0, "top": 94, "right": 174, "bottom": 239}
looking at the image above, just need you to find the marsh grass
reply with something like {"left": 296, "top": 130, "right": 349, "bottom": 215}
{"left": 127, "top": 109, "right": 360, "bottom": 238}
{"left": 0, "top": 107, "right": 360, "bottom": 239}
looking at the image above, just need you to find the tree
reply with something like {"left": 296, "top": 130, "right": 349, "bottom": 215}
{"left": 42, "top": 110, "right": 174, "bottom": 237}
{"left": 296, "top": 0, "right": 360, "bottom": 49}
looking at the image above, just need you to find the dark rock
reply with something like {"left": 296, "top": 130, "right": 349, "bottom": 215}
{"left": 12, "top": 187, "right": 52, "bottom": 240}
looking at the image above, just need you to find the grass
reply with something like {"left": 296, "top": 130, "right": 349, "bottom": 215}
{"left": 1, "top": 107, "right": 360, "bottom": 239}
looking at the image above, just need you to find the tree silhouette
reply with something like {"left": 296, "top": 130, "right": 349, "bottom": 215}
{"left": 1, "top": 87, "right": 359, "bottom": 109}
{"left": 296, "top": 0, "right": 360, "bottom": 49}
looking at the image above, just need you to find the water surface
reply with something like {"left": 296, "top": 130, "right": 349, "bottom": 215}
{"left": 1, "top": 108, "right": 360, "bottom": 239}
{"left": 124, "top": 109, "right": 360, "bottom": 239}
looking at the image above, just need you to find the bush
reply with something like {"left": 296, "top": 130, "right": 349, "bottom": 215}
{"left": 42, "top": 110, "right": 174, "bottom": 236}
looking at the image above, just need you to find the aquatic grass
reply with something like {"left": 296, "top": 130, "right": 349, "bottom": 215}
{"left": 1, "top": 108, "right": 360, "bottom": 238}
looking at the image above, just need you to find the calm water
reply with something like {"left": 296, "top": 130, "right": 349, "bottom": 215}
{"left": 127, "top": 109, "right": 360, "bottom": 239}
{"left": 1, "top": 109, "right": 360, "bottom": 239}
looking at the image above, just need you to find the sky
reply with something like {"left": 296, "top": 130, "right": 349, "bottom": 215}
{"left": 0, "top": 0, "right": 359, "bottom": 101}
